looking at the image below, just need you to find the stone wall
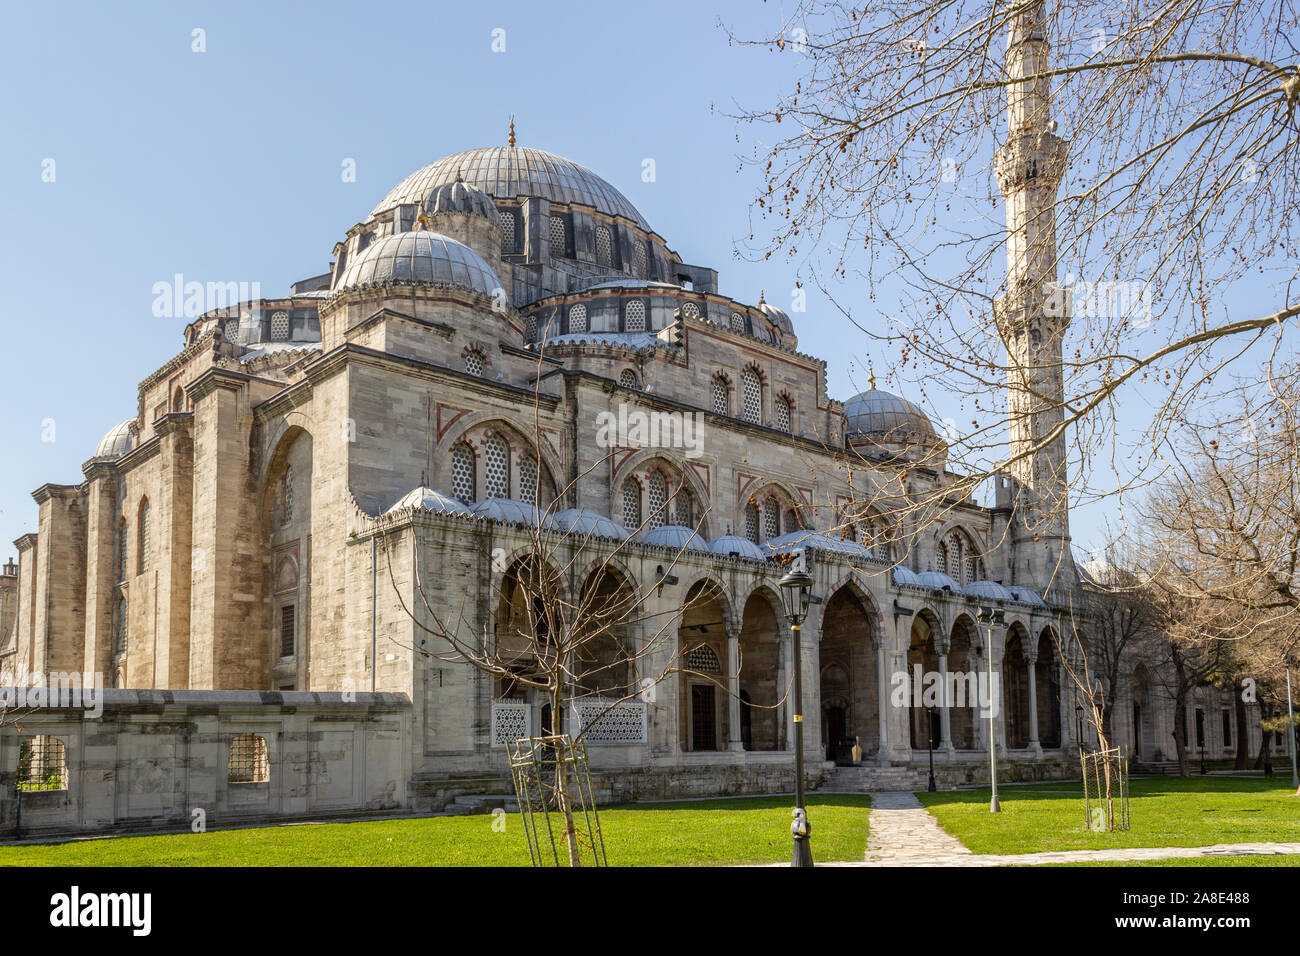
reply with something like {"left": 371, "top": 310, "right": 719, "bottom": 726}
{"left": 0, "top": 690, "right": 411, "bottom": 841}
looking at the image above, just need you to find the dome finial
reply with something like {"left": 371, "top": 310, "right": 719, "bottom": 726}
{"left": 508, "top": 115, "right": 516, "bottom": 148}
{"left": 868, "top": 361, "right": 877, "bottom": 391}
{"left": 758, "top": 289, "right": 766, "bottom": 304}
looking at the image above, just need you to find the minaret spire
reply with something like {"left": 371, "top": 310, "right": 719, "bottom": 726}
{"left": 992, "top": 0, "right": 1074, "bottom": 593}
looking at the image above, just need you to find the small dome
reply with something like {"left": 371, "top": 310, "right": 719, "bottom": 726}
{"left": 892, "top": 566, "right": 923, "bottom": 588}
{"left": 763, "top": 531, "right": 870, "bottom": 558}
{"left": 386, "top": 487, "right": 473, "bottom": 516}
{"left": 964, "top": 580, "right": 1013, "bottom": 602}
{"left": 637, "top": 524, "right": 709, "bottom": 552}
{"left": 333, "top": 231, "right": 504, "bottom": 298}
{"left": 755, "top": 292, "right": 794, "bottom": 336}
{"left": 548, "top": 508, "right": 629, "bottom": 541}
{"left": 709, "top": 535, "right": 766, "bottom": 561}
{"left": 469, "top": 497, "right": 543, "bottom": 526}
{"left": 843, "top": 389, "right": 937, "bottom": 442}
{"left": 916, "top": 570, "right": 960, "bottom": 591}
{"left": 94, "top": 420, "right": 135, "bottom": 460}
{"left": 423, "top": 178, "right": 499, "bottom": 222}
{"left": 1007, "top": 586, "right": 1048, "bottom": 607}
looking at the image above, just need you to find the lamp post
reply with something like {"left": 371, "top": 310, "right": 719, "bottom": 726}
{"left": 778, "top": 551, "right": 815, "bottom": 867}
{"left": 926, "top": 704, "right": 937, "bottom": 792}
{"left": 977, "top": 606, "right": 1004, "bottom": 813}
{"left": 1075, "top": 703, "right": 1084, "bottom": 757}
{"left": 1287, "top": 655, "right": 1298, "bottom": 789}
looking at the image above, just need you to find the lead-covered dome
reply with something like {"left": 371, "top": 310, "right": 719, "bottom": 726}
{"left": 333, "top": 231, "right": 504, "bottom": 298}
{"left": 423, "top": 177, "right": 498, "bottom": 222}
{"left": 755, "top": 292, "right": 794, "bottom": 336}
{"left": 843, "top": 389, "right": 937, "bottom": 442}
{"left": 372, "top": 147, "right": 652, "bottom": 232}
{"left": 94, "top": 420, "right": 135, "bottom": 460}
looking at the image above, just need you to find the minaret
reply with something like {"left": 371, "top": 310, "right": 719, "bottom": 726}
{"left": 992, "top": 1, "right": 1075, "bottom": 594}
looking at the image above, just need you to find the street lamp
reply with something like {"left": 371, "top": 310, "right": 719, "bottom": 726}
{"left": 1287, "top": 654, "right": 1299, "bottom": 789}
{"left": 1075, "top": 703, "right": 1084, "bottom": 757}
{"left": 778, "top": 551, "right": 815, "bottom": 868}
{"left": 977, "top": 606, "right": 1005, "bottom": 813}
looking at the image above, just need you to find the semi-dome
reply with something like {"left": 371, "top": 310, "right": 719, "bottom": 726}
{"left": 423, "top": 177, "right": 499, "bottom": 222}
{"left": 843, "top": 389, "right": 937, "bottom": 442}
{"left": 94, "top": 420, "right": 135, "bottom": 460}
{"left": 709, "top": 535, "right": 765, "bottom": 561}
{"left": 548, "top": 508, "right": 629, "bottom": 541}
{"left": 637, "top": 524, "right": 709, "bottom": 552}
{"left": 964, "top": 579, "right": 1013, "bottom": 602}
{"left": 916, "top": 570, "right": 960, "bottom": 591}
{"left": 469, "top": 497, "right": 542, "bottom": 526}
{"left": 385, "top": 487, "right": 474, "bottom": 516}
{"left": 371, "top": 146, "right": 652, "bottom": 232}
{"left": 332, "top": 231, "right": 504, "bottom": 298}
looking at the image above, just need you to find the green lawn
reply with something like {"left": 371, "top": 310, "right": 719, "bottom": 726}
{"left": 0, "top": 794, "right": 870, "bottom": 867}
{"left": 918, "top": 777, "right": 1300, "bottom": 855}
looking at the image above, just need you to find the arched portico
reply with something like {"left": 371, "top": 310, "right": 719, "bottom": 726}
{"left": 818, "top": 583, "right": 880, "bottom": 761}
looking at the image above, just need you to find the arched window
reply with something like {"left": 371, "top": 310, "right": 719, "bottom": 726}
{"left": 686, "top": 644, "right": 721, "bottom": 674}
{"left": 485, "top": 435, "right": 509, "bottom": 499}
{"left": 524, "top": 313, "right": 537, "bottom": 341}
{"left": 465, "top": 349, "right": 485, "bottom": 376}
{"left": 451, "top": 443, "right": 476, "bottom": 502}
{"left": 228, "top": 733, "right": 270, "bottom": 784}
{"left": 937, "top": 529, "right": 984, "bottom": 584}
{"left": 763, "top": 497, "right": 781, "bottom": 541}
{"left": 647, "top": 472, "right": 668, "bottom": 530}
{"left": 681, "top": 301, "right": 701, "bottom": 320}
{"left": 618, "top": 368, "right": 638, "bottom": 390}
{"left": 624, "top": 299, "right": 646, "bottom": 332}
{"left": 621, "top": 478, "right": 642, "bottom": 529}
{"left": 634, "top": 242, "right": 648, "bottom": 277}
{"left": 775, "top": 394, "right": 793, "bottom": 433}
{"left": 223, "top": 319, "right": 240, "bottom": 344}
{"left": 113, "top": 595, "right": 127, "bottom": 657}
{"left": 172, "top": 385, "right": 185, "bottom": 412}
{"left": 519, "top": 455, "right": 538, "bottom": 505}
{"left": 744, "top": 502, "right": 760, "bottom": 543}
{"left": 675, "top": 489, "right": 694, "bottom": 529}
{"left": 117, "top": 517, "right": 128, "bottom": 583}
{"left": 270, "top": 310, "right": 290, "bottom": 341}
{"left": 137, "top": 498, "right": 150, "bottom": 575}
{"left": 548, "top": 215, "right": 566, "bottom": 257}
{"left": 730, "top": 311, "right": 746, "bottom": 333}
{"left": 712, "top": 375, "right": 730, "bottom": 415}
{"left": 785, "top": 508, "right": 801, "bottom": 533}
{"left": 498, "top": 209, "right": 518, "bottom": 252}
{"left": 595, "top": 225, "right": 613, "bottom": 268}
{"left": 741, "top": 368, "right": 762, "bottom": 424}
{"left": 568, "top": 303, "right": 588, "bottom": 334}
{"left": 280, "top": 466, "right": 294, "bottom": 527}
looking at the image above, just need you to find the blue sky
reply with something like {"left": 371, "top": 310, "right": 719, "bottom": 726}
{"left": 0, "top": 0, "right": 1139, "bottom": 558}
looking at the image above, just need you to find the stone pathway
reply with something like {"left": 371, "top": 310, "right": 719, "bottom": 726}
{"left": 830, "top": 791, "right": 1300, "bottom": 867}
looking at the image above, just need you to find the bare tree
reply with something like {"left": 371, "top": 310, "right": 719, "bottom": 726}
{"left": 728, "top": 0, "right": 1300, "bottom": 553}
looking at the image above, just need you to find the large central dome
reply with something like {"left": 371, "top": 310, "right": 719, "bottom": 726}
{"left": 370, "top": 146, "right": 652, "bottom": 232}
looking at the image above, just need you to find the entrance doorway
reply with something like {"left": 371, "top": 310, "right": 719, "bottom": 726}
{"left": 691, "top": 684, "right": 717, "bottom": 750}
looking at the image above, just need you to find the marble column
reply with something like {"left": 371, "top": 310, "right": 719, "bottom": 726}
{"left": 726, "top": 626, "right": 744, "bottom": 752}
{"left": 1025, "top": 640, "right": 1042, "bottom": 755}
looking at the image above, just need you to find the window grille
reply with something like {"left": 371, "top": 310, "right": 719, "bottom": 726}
{"left": 16, "top": 736, "right": 67, "bottom": 792}
{"left": 763, "top": 497, "right": 780, "bottom": 541}
{"left": 228, "top": 733, "right": 270, "bottom": 784}
{"left": 744, "top": 503, "right": 759, "bottom": 543}
{"left": 647, "top": 472, "right": 667, "bottom": 530}
{"left": 775, "top": 395, "right": 792, "bottom": 433}
{"left": 224, "top": 319, "right": 240, "bottom": 344}
{"left": 114, "top": 595, "right": 127, "bottom": 656}
{"left": 117, "top": 518, "right": 127, "bottom": 583}
{"left": 549, "top": 215, "right": 566, "bottom": 257}
{"left": 520, "top": 456, "right": 538, "bottom": 505}
{"left": 681, "top": 301, "right": 700, "bottom": 319}
{"left": 451, "top": 443, "right": 475, "bottom": 502}
{"left": 730, "top": 311, "right": 746, "bottom": 332}
{"left": 624, "top": 299, "right": 646, "bottom": 332}
{"left": 634, "top": 242, "right": 648, "bottom": 277}
{"left": 622, "top": 479, "right": 642, "bottom": 529}
{"left": 485, "top": 436, "right": 509, "bottom": 499}
{"left": 595, "top": 225, "right": 613, "bottom": 267}
{"left": 712, "top": 376, "right": 729, "bottom": 415}
{"left": 675, "top": 490, "right": 694, "bottom": 529}
{"left": 568, "top": 303, "right": 588, "bottom": 334}
{"left": 785, "top": 509, "right": 801, "bottom": 533}
{"left": 686, "top": 644, "right": 721, "bottom": 674}
{"left": 742, "top": 369, "right": 762, "bottom": 424}
{"left": 280, "top": 604, "right": 295, "bottom": 657}
{"left": 498, "top": 209, "right": 517, "bottom": 251}
{"left": 137, "top": 499, "right": 150, "bottom": 574}
{"left": 465, "top": 350, "right": 484, "bottom": 376}
{"left": 270, "top": 311, "right": 290, "bottom": 341}
{"left": 524, "top": 313, "right": 537, "bottom": 340}
{"left": 618, "top": 368, "right": 638, "bottom": 389}
{"left": 281, "top": 466, "right": 294, "bottom": 526}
